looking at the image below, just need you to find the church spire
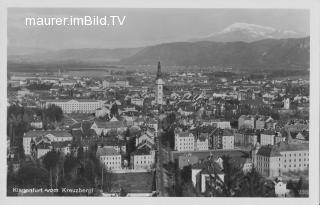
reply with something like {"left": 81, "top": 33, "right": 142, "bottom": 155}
{"left": 156, "top": 61, "right": 162, "bottom": 79}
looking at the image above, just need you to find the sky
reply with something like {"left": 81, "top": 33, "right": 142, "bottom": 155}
{"left": 7, "top": 8, "right": 309, "bottom": 51}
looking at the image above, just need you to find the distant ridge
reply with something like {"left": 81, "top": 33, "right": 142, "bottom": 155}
{"left": 120, "top": 37, "right": 309, "bottom": 70}
{"left": 8, "top": 37, "right": 309, "bottom": 72}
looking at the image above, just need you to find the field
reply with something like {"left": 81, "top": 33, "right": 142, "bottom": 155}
{"left": 107, "top": 171, "right": 155, "bottom": 193}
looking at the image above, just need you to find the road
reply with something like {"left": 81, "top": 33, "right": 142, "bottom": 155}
{"left": 155, "top": 130, "right": 171, "bottom": 196}
{"left": 156, "top": 130, "right": 165, "bottom": 196}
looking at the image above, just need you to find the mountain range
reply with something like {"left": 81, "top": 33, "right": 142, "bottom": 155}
{"left": 8, "top": 23, "right": 309, "bottom": 71}
{"left": 190, "top": 22, "right": 305, "bottom": 43}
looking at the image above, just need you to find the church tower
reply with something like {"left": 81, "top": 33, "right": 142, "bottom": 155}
{"left": 155, "top": 61, "right": 164, "bottom": 105}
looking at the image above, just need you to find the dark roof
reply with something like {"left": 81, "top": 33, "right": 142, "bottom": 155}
{"left": 94, "top": 120, "right": 125, "bottom": 129}
{"left": 133, "top": 144, "right": 152, "bottom": 155}
{"left": 276, "top": 142, "right": 308, "bottom": 151}
{"left": 257, "top": 145, "right": 281, "bottom": 157}
{"left": 96, "top": 147, "right": 120, "bottom": 156}
{"left": 24, "top": 130, "right": 73, "bottom": 138}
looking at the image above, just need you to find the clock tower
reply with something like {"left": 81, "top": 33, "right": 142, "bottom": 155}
{"left": 155, "top": 61, "right": 164, "bottom": 105}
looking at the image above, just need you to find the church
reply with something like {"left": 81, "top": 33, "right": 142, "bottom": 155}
{"left": 155, "top": 61, "right": 165, "bottom": 105}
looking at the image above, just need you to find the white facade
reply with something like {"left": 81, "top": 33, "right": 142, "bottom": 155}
{"left": 131, "top": 98, "right": 144, "bottom": 106}
{"left": 46, "top": 99, "right": 104, "bottom": 113}
{"left": 281, "top": 150, "right": 309, "bottom": 172}
{"left": 131, "top": 153, "right": 155, "bottom": 170}
{"left": 215, "top": 121, "right": 231, "bottom": 129}
{"left": 283, "top": 98, "right": 290, "bottom": 110}
{"left": 260, "top": 134, "right": 275, "bottom": 146}
{"left": 155, "top": 79, "right": 164, "bottom": 105}
{"left": 275, "top": 181, "right": 289, "bottom": 197}
{"left": 174, "top": 132, "right": 195, "bottom": 151}
{"left": 195, "top": 138, "right": 209, "bottom": 151}
{"left": 100, "top": 155, "right": 122, "bottom": 170}
{"left": 23, "top": 132, "right": 72, "bottom": 155}
{"left": 222, "top": 135, "right": 234, "bottom": 150}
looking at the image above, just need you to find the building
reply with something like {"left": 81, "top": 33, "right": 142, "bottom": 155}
{"left": 210, "top": 129, "right": 234, "bottom": 150}
{"left": 23, "top": 130, "right": 73, "bottom": 155}
{"left": 234, "top": 130, "right": 257, "bottom": 147}
{"left": 283, "top": 98, "right": 290, "bottom": 110}
{"left": 256, "top": 116, "right": 273, "bottom": 130}
{"left": 191, "top": 158, "right": 224, "bottom": 193}
{"left": 214, "top": 121, "right": 231, "bottom": 129}
{"left": 238, "top": 115, "right": 255, "bottom": 129}
{"left": 45, "top": 99, "right": 104, "bottom": 113}
{"left": 130, "top": 144, "right": 155, "bottom": 170}
{"left": 174, "top": 132, "right": 195, "bottom": 151}
{"left": 131, "top": 98, "right": 144, "bottom": 106}
{"left": 155, "top": 61, "right": 164, "bottom": 105}
{"left": 195, "top": 133, "right": 209, "bottom": 151}
{"left": 177, "top": 154, "right": 199, "bottom": 169}
{"left": 91, "top": 120, "right": 126, "bottom": 136}
{"left": 253, "top": 143, "right": 309, "bottom": 178}
{"left": 274, "top": 178, "right": 289, "bottom": 197}
{"left": 260, "top": 130, "right": 276, "bottom": 146}
{"left": 136, "top": 131, "right": 155, "bottom": 147}
{"left": 97, "top": 147, "right": 122, "bottom": 170}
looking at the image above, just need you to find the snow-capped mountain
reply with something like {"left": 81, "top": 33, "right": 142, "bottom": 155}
{"left": 192, "top": 22, "right": 305, "bottom": 42}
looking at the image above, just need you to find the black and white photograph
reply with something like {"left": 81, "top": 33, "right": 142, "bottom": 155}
{"left": 1, "top": 0, "right": 320, "bottom": 203}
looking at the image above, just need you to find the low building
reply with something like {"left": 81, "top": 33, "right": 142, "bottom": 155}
{"left": 238, "top": 115, "right": 255, "bottom": 129}
{"left": 97, "top": 147, "right": 122, "bottom": 171}
{"left": 91, "top": 120, "right": 126, "bottom": 136}
{"left": 210, "top": 129, "right": 234, "bottom": 150}
{"left": 23, "top": 130, "right": 73, "bottom": 155}
{"left": 195, "top": 133, "right": 209, "bottom": 151}
{"left": 234, "top": 130, "right": 257, "bottom": 147}
{"left": 174, "top": 132, "right": 195, "bottom": 151}
{"left": 260, "top": 130, "right": 276, "bottom": 146}
{"left": 45, "top": 99, "right": 104, "bottom": 113}
{"left": 253, "top": 143, "right": 309, "bottom": 178}
{"left": 130, "top": 145, "right": 155, "bottom": 170}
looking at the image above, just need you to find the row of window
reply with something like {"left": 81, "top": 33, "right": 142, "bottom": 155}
{"left": 284, "top": 164, "right": 308, "bottom": 168}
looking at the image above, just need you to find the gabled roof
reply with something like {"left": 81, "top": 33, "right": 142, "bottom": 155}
{"left": 133, "top": 144, "right": 153, "bottom": 155}
{"left": 93, "top": 120, "right": 125, "bottom": 129}
{"left": 96, "top": 147, "right": 120, "bottom": 156}
{"left": 257, "top": 145, "right": 281, "bottom": 157}
{"left": 24, "top": 130, "right": 73, "bottom": 138}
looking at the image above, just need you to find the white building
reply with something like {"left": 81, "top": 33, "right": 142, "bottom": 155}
{"left": 97, "top": 147, "right": 122, "bottom": 171}
{"left": 283, "top": 98, "right": 290, "bottom": 110}
{"left": 195, "top": 134, "right": 209, "bottom": 151}
{"left": 253, "top": 143, "right": 309, "bottom": 178}
{"left": 45, "top": 99, "right": 104, "bottom": 113}
{"left": 214, "top": 121, "right": 231, "bottom": 129}
{"left": 222, "top": 134, "right": 234, "bottom": 150}
{"left": 131, "top": 98, "right": 144, "bottom": 106}
{"left": 155, "top": 61, "right": 164, "bottom": 105}
{"left": 175, "top": 132, "right": 195, "bottom": 151}
{"left": 238, "top": 115, "right": 255, "bottom": 129}
{"left": 274, "top": 179, "right": 289, "bottom": 197}
{"left": 260, "top": 130, "right": 275, "bottom": 146}
{"left": 23, "top": 130, "right": 73, "bottom": 155}
{"left": 131, "top": 145, "right": 155, "bottom": 170}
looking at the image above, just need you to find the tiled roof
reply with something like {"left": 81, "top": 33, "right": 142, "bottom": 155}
{"left": 24, "top": 130, "right": 73, "bottom": 138}
{"left": 177, "top": 132, "right": 194, "bottom": 138}
{"left": 96, "top": 147, "right": 120, "bottom": 156}
{"left": 257, "top": 145, "right": 281, "bottom": 157}
{"left": 277, "top": 142, "right": 308, "bottom": 151}
{"left": 94, "top": 120, "right": 125, "bottom": 129}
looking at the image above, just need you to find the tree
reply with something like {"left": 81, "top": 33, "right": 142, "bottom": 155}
{"left": 43, "top": 150, "right": 61, "bottom": 188}
{"left": 45, "top": 104, "right": 63, "bottom": 123}
{"left": 287, "top": 177, "right": 304, "bottom": 197}
{"left": 77, "top": 146, "right": 84, "bottom": 162}
{"left": 110, "top": 103, "right": 119, "bottom": 117}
